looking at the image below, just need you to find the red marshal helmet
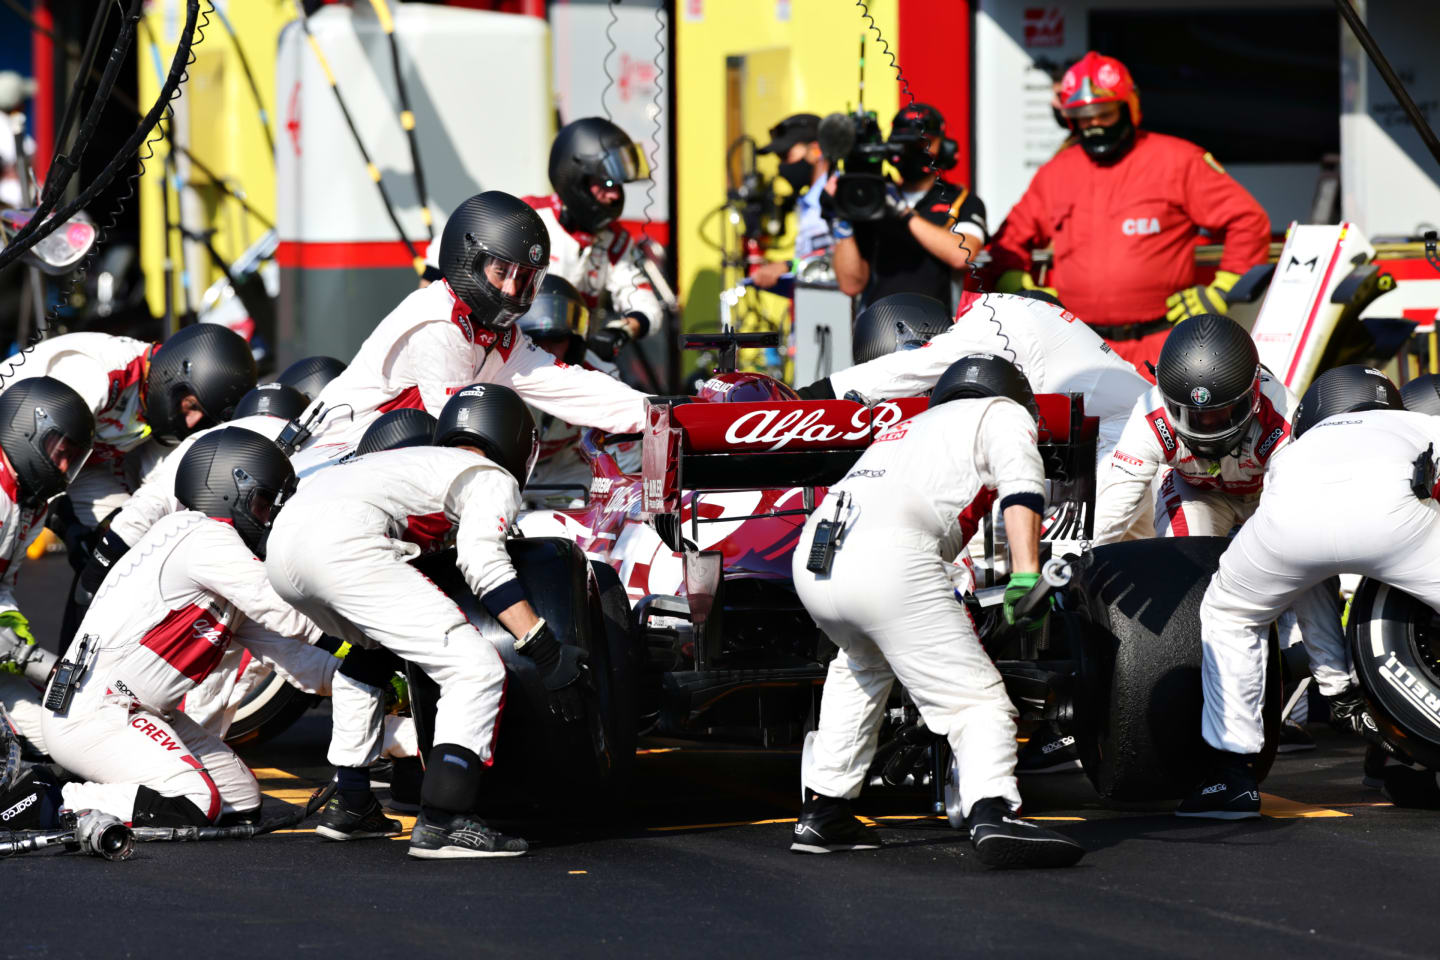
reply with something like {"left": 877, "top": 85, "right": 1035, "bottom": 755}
{"left": 1060, "top": 51, "right": 1142, "bottom": 127}
{"left": 694, "top": 372, "right": 800, "bottom": 404}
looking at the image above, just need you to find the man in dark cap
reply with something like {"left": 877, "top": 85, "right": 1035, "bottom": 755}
{"left": 751, "top": 113, "right": 834, "bottom": 289}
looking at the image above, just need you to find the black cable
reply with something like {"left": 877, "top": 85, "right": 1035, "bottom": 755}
{"left": 48, "top": 0, "right": 118, "bottom": 178}
{"left": 2, "top": 0, "right": 273, "bottom": 230}
{"left": 0, "top": 0, "right": 203, "bottom": 275}
{"left": 37, "top": 0, "right": 146, "bottom": 219}
{"left": 1334, "top": 0, "right": 1440, "bottom": 168}
{"left": 290, "top": 0, "right": 422, "bottom": 271}
{"left": 366, "top": 0, "right": 434, "bottom": 240}
{"left": 210, "top": 2, "right": 275, "bottom": 156}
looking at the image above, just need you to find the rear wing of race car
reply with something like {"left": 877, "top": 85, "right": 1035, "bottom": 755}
{"left": 640, "top": 393, "right": 1098, "bottom": 535}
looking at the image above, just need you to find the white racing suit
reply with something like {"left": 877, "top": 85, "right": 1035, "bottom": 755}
{"left": 2, "top": 332, "right": 164, "bottom": 526}
{"left": 266, "top": 447, "right": 524, "bottom": 770}
{"left": 827, "top": 291, "right": 1149, "bottom": 464}
{"left": 1093, "top": 372, "right": 1296, "bottom": 544}
{"left": 40, "top": 512, "right": 339, "bottom": 823}
{"left": 795, "top": 396, "right": 1044, "bottom": 818}
{"left": 0, "top": 460, "right": 51, "bottom": 755}
{"left": 522, "top": 194, "right": 664, "bottom": 338}
{"left": 526, "top": 348, "right": 642, "bottom": 508}
{"left": 295, "top": 279, "right": 647, "bottom": 459}
{"left": 1200, "top": 410, "right": 1440, "bottom": 754}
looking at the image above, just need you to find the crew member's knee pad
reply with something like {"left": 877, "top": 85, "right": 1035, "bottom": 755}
{"left": 420, "top": 743, "right": 483, "bottom": 815}
{"left": 132, "top": 785, "right": 212, "bottom": 827}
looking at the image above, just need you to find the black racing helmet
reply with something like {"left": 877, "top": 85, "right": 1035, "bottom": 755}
{"left": 519, "top": 274, "right": 589, "bottom": 343}
{"left": 0, "top": 377, "right": 95, "bottom": 506}
{"left": 549, "top": 117, "right": 651, "bottom": 234}
{"left": 276, "top": 355, "right": 346, "bottom": 403}
{"left": 144, "top": 324, "right": 257, "bottom": 445}
{"left": 851, "top": 292, "right": 952, "bottom": 364}
{"left": 434, "top": 383, "right": 539, "bottom": 489}
{"left": 1401, "top": 374, "right": 1440, "bottom": 417}
{"left": 928, "top": 353, "right": 1039, "bottom": 421}
{"left": 355, "top": 408, "right": 436, "bottom": 457}
{"left": 175, "top": 426, "right": 297, "bottom": 559}
{"left": 1155, "top": 314, "right": 1260, "bottom": 460}
{"left": 1292, "top": 365, "right": 1403, "bottom": 440}
{"left": 439, "top": 192, "right": 551, "bottom": 330}
{"left": 233, "top": 383, "right": 308, "bottom": 422}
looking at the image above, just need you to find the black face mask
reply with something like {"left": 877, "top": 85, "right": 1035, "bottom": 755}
{"left": 1078, "top": 109, "right": 1137, "bottom": 163}
{"left": 777, "top": 159, "right": 815, "bottom": 193}
{"left": 895, "top": 146, "right": 934, "bottom": 183}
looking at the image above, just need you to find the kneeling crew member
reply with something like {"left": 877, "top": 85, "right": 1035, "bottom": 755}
{"left": 791, "top": 354, "right": 1084, "bottom": 868}
{"left": 267, "top": 385, "right": 587, "bottom": 859}
{"left": 40, "top": 428, "right": 372, "bottom": 827}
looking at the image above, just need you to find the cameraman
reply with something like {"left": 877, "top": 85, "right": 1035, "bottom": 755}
{"left": 830, "top": 104, "right": 987, "bottom": 310}
{"left": 750, "top": 114, "right": 833, "bottom": 290}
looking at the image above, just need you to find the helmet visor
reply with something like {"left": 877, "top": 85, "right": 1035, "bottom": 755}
{"left": 894, "top": 319, "right": 939, "bottom": 352}
{"left": 596, "top": 142, "right": 651, "bottom": 185}
{"left": 475, "top": 254, "right": 548, "bottom": 304}
{"left": 522, "top": 294, "right": 590, "bottom": 341}
{"left": 1164, "top": 375, "right": 1259, "bottom": 444}
{"left": 42, "top": 430, "right": 91, "bottom": 485}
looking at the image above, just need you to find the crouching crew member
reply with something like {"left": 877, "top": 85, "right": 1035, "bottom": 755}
{"left": 1182, "top": 368, "right": 1425, "bottom": 818}
{"left": 39, "top": 428, "right": 383, "bottom": 827}
{"left": 267, "top": 384, "right": 588, "bottom": 859}
{"left": 791, "top": 354, "right": 1084, "bottom": 868}
{"left": 0, "top": 378, "right": 95, "bottom": 755}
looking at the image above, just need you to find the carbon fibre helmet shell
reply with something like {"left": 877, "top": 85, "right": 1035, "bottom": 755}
{"left": 1292, "top": 365, "right": 1403, "bottom": 440}
{"left": 145, "top": 324, "right": 257, "bottom": 445}
{"left": 233, "top": 383, "right": 308, "bottom": 423}
{"left": 851, "top": 292, "right": 952, "bottom": 365}
{"left": 1400, "top": 373, "right": 1440, "bottom": 417}
{"left": 928, "top": 353, "right": 1039, "bottom": 421}
{"left": 0, "top": 376, "right": 95, "bottom": 506}
{"left": 439, "top": 192, "right": 551, "bottom": 330}
{"left": 548, "top": 117, "right": 650, "bottom": 234}
{"left": 356, "top": 408, "right": 437, "bottom": 456}
{"left": 174, "top": 426, "right": 296, "bottom": 559}
{"left": 276, "top": 355, "right": 346, "bottom": 403}
{"left": 1155, "top": 314, "right": 1260, "bottom": 460}
{"left": 434, "top": 383, "right": 539, "bottom": 489}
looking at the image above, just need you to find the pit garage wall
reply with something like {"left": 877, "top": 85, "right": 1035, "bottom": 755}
{"left": 673, "top": 0, "right": 901, "bottom": 331}
{"left": 273, "top": 3, "right": 553, "bottom": 363}
{"left": 1341, "top": 0, "right": 1440, "bottom": 240}
{"left": 974, "top": 0, "right": 1342, "bottom": 235}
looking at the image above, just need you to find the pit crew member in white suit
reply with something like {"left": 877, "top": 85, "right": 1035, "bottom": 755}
{"left": 791, "top": 353, "right": 1084, "bottom": 869}
{"left": 268, "top": 385, "right": 587, "bottom": 859}
{"left": 39, "top": 429, "right": 386, "bottom": 827}
{"left": 293, "top": 192, "right": 647, "bottom": 469}
{"left": 1178, "top": 368, "right": 1430, "bottom": 819}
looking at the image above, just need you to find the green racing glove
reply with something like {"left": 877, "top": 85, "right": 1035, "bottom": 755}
{"left": 1003, "top": 571, "right": 1046, "bottom": 630}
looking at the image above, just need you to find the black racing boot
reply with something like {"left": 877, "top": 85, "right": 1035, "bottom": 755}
{"left": 1015, "top": 722, "right": 1083, "bottom": 774}
{"left": 408, "top": 810, "right": 529, "bottom": 860}
{"left": 316, "top": 794, "right": 404, "bottom": 841}
{"left": 1175, "top": 757, "right": 1262, "bottom": 820}
{"left": 1276, "top": 719, "right": 1316, "bottom": 754}
{"left": 966, "top": 797, "right": 1085, "bottom": 868}
{"left": 789, "top": 790, "right": 881, "bottom": 854}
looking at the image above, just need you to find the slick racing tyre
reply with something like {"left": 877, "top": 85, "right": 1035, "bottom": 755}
{"left": 590, "top": 560, "right": 642, "bottom": 797}
{"left": 1348, "top": 579, "right": 1440, "bottom": 770}
{"left": 224, "top": 673, "right": 320, "bottom": 745}
{"left": 1071, "top": 536, "right": 1280, "bottom": 801}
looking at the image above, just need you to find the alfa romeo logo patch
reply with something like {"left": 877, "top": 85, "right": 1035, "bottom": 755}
{"left": 528, "top": 244, "right": 543, "bottom": 264}
{"left": 1191, "top": 386, "right": 1211, "bottom": 405}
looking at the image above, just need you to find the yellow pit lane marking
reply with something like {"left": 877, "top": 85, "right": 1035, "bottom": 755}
{"left": 1260, "top": 792, "right": 1349, "bottom": 818}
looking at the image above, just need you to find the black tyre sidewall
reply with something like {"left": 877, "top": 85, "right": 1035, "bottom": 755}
{"left": 1350, "top": 578, "right": 1440, "bottom": 769}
